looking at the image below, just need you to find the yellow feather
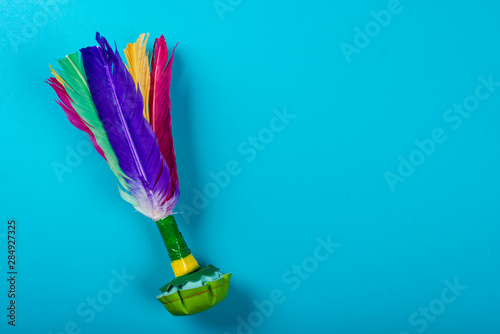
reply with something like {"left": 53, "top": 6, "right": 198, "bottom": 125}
{"left": 49, "top": 64, "right": 67, "bottom": 87}
{"left": 124, "top": 33, "right": 151, "bottom": 122}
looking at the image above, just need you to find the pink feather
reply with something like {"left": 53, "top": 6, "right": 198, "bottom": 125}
{"left": 47, "top": 77, "right": 107, "bottom": 160}
{"left": 149, "top": 36, "right": 179, "bottom": 200}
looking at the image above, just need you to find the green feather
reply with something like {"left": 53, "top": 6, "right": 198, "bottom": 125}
{"left": 53, "top": 52, "right": 136, "bottom": 205}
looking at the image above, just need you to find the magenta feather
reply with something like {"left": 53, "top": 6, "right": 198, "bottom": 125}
{"left": 47, "top": 77, "right": 106, "bottom": 160}
{"left": 149, "top": 36, "right": 179, "bottom": 202}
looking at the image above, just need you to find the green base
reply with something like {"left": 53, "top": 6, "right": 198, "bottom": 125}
{"left": 157, "top": 266, "right": 231, "bottom": 316}
{"left": 159, "top": 265, "right": 219, "bottom": 293}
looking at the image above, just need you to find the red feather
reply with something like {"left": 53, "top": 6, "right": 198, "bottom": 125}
{"left": 149, "top": 36, "right": 179, "bottom": 199}
{"left": 47, "top": 77, "right": 106, "bottom": 160}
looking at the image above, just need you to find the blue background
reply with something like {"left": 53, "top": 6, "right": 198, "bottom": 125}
{"left": 1, "top": 0, "right": 499, "bottom": 333}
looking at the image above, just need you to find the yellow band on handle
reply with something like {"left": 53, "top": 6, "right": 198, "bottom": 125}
{"left": 171, "top": 254, "right": 199, "bottom": 277}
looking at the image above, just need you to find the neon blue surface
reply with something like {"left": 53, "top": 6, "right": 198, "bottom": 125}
{"left": 1, "top": 0, "right": 499, "bottom": 333}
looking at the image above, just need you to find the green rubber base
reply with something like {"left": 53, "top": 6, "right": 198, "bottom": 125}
{"left": 157, "top": 266, "right": 231, "bottom": 316}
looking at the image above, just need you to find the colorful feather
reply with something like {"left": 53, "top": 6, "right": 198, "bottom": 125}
{"left": 49, "top": 52, "right": 130, "bottom": 192}
{"left": 48, "top": 33, "right": 180, "bottom": 219}
{"left": 80, "top": 33, "right": 176, "bottom": 220}
{"left": 124, "top": 33, "right": 151, "bottom": 122}
{"left": 47, "top": 77, "right": 106, "bottom": 159}
{"left": 150, "top": 36, "right": 179, "bottom": 201}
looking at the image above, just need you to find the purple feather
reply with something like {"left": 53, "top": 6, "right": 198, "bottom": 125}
{"left": 80, "top": 33, "right": 175, "bottom": 220}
